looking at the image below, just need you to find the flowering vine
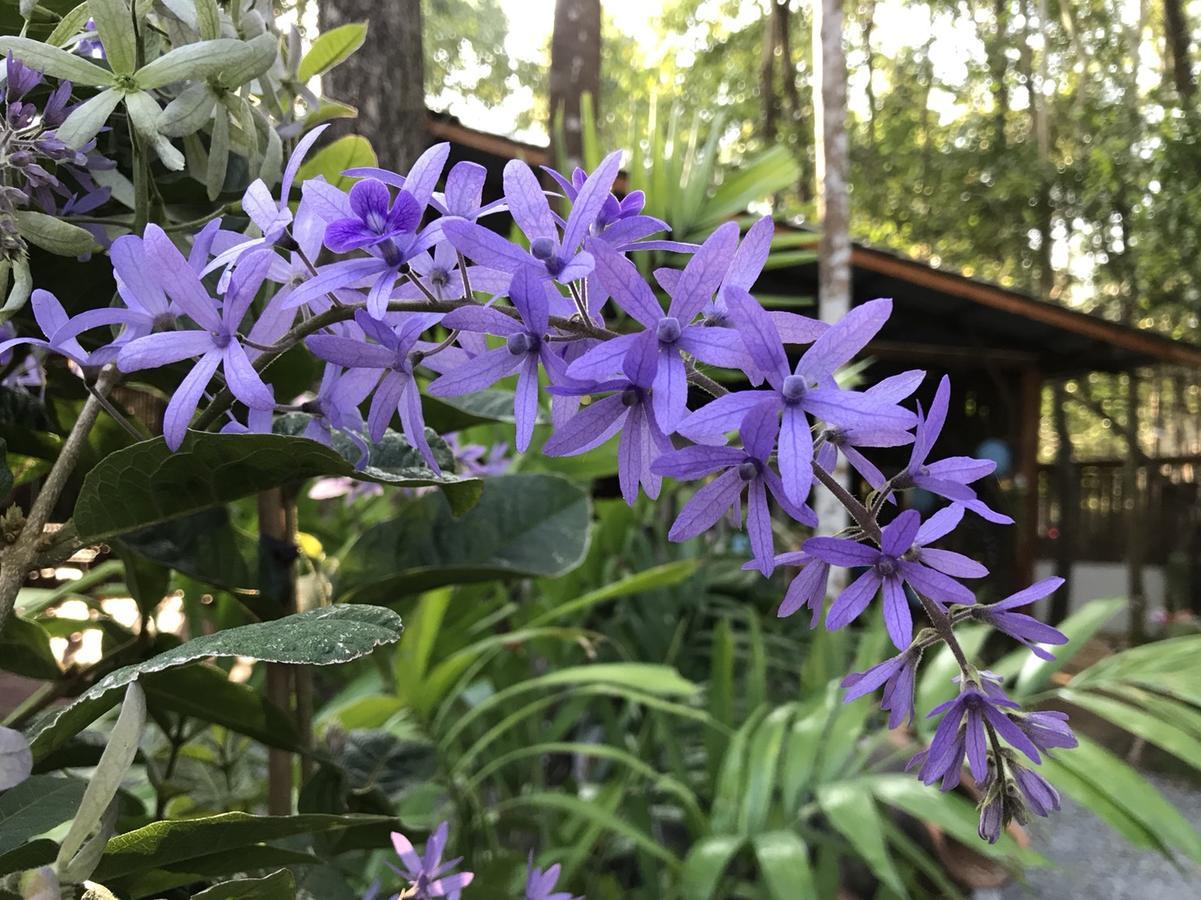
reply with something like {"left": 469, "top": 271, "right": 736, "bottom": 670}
{"left": 2, "top": 126, "right": 1077, "bottom": 852}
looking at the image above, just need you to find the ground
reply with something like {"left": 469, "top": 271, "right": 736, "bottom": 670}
{"left": 994, "top": 772, "right": 1201, "bottom": 900}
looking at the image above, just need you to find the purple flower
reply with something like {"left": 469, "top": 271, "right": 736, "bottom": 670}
{"left": 55, "top": 222, "right": 225, "bottom": 363}
{"left": 299, "top": 363, "right": 379, "bottom": 455}
{"left": 568, "top": 223, "right": 745, "bottom": 432}
{"left": 918, "top": 682, "right": 1042, "bottom": 787}
{"left": 204, "top": 125, "right": 330, "bottom": 273}
{"left": 1011, "top": 759, "right": 1062, "bottom": 818}
{"left": 771, "top": 551, "right": 831, "bottom": 623}
{"left": 525, "top": 853, "right": 578, "bottom": 900}
{"left": 652, "top": 398, "right": 816, "bottom": 573}
{"left": 841, "top": 645, "right": 922, "bottom": 729}
{"left": 428, "top": 266, "right": 566, "bottom": 451}
{"left": 285, "top": 145, "right": 451, "bottom": 318}
{"left": 0, "top": 289, "right": 90, "bottom": 368}
{"left": 815, "top": 370, "right": 924, "bottom": 489}
{"left": 977, "top": 788, "right": 1006, "bottom": 843}
{"left": 545, "top": 359, "right": 671, "bottom": 506}
{"left": 908, "top": 504, "right": 989, "bottom": 580}
{"left": 679, "top": 295, "right": 915, "bottom": 505}
{"left": 970, "top": 577, "right": 1068, "bottom": 660}
{"left": 385, "top": 822, "right": 473, "bottom": 900}
{"left": 441, "top": 151, "right": 622, "bottom": 285}
{"left": 117, "top": 234, "right": 277, "bottom": 450}
{"left": 893, "top": 375, "right": 1012, "bottom": 524}
{"left": 807, "top": 509, "right": 975, "bottom": 649}
{"left": 1014, "top": 709, "right": 1077, "bottom": 753}
{"left": 305, "top": 309, "right": 444, "bottom": 470}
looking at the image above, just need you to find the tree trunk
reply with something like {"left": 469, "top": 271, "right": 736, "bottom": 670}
{"left": 861, "top": 0, "right": 878, "bottom": 144}
{"left": 812, "top": 0, "right": 852, "bottom": 551}
{"left": 987, "top": 0, "right": 1010, "bottom": 150}
{"left": 319, "top": 0, "right": 427, "bottom": 171}
{"left": 1163, "top": 0, "right": 1197, "bottom": 101}
{"left": 549, "top": 0, "right": 601, "bottom": 169}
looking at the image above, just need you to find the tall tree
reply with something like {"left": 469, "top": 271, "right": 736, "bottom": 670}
{"left": 1163, "top": 0, "right": 1197, "bottom": 102}
{"left": 549, "top": 0, "right": 601, "bottom": 168}
{"left": 320, "top": 0, "right": 427, "bottom": 170}
{"left": 812, "top": 0, "right": 852, "bottom": 541}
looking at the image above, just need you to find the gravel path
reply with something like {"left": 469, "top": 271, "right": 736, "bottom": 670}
{"left": 989, "top": 773, "right": 1201, "bottom": 899}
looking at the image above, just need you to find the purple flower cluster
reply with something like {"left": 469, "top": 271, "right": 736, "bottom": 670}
{"left": 27, "top": 129, "right": 1076, "bottom": 843}
{"left": 0, "top": 55, "right": 111, "bottom": 220}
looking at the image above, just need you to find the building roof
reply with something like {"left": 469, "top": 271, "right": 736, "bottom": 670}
{"left": 425, "top": 112, "right": 1201, "bottom": 374}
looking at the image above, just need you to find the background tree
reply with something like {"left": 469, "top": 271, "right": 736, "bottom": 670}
{"left": 549, "top": 0, "right": 601, "bottom": 167}
{"left": 321, "top": 0, "right": 427, "bottom": 169}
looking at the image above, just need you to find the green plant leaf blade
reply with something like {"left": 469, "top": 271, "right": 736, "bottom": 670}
{"left": 335, "top": 474, "right": 590, "bottom": 602}
{"left": 190, "top": 869, "right": 295, "bottom": 899}
{"left": 29, "top": 606, "right": 403, "bottom": 760}
{"left": 298, "top": 22, "right": 367, "bottom": 81}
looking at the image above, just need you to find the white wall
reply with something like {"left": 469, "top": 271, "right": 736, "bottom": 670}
{"left": 1031, "top": 560, "right": 1164, "bottom": 634}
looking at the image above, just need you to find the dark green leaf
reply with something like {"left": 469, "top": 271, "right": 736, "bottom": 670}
{"left": 335, "top": 474, "right": 589, "bottom": 602}
{"left": 73, "top": 431, "right": 479, "bottom": 543}
{"left": 817, "top": 782, "right": 906, "bottom": 897}
{"left": 93, "top": 812, "right": 392, "bottom": 881}
{"left": 0, "top": 838, "right": 56, "bottom": 878}
{"left": 143, "top": 665, "right": 299, "bottom": 750}
{"left": 0, "top": 774, "right": 86, "bottom": 856}
{"left": 190, "top": 869, "right": 295, "bottom": 899}
{"left": 0, "top": 438, "right": 11, "bottom": 497}
{"left": 118, "top": 508, "right": 256, "bottom": 593}
{"left": 0, "top": 615, "right": 59, "bottom": 679}
{"left": 29, "top": 606, "right": 403, "bottom": 760}
{"left": 112, "top": 846, "right": 317, "bottom": 898}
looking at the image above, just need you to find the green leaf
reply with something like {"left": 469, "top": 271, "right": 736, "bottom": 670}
{"left": 440, "top": 663, "right": 697, "bottom": 753}
{"left": 118, "top": 507, "right": 256, "bottom": 593}
{"left": 73, "top": 431, "right": 478, "bottom": 543}
{"left": 335, "top": 474, "right": 590, "bottom": 602}
{"left": 274, "top": 414, "right": 482, "bottom": 515}
{"left": 13, "top": 210, "right": 98, "bottom": 256}
{"left": 56, "top": 86, "right": 123, "bottom": 149}
{"left": 1012, "top": 597, "right": 1124, "bottom": 696}
{"left": 135, "top": 38, "right": 269, "bottom": 89}
{"left": 47, "top": 3, "right": 92, "bottom": 47}
{"left": 526, "top": 560, "right": 698, "bottom": 627}
{"left": 711, "top": 709, "right": 766, "bottom": 834}
{"left": 206, "top": 105, "right": 230, "bottom": 201}
{"left": 753, "top": 830, "right": 818, "bottom": 900}
{"left": 680, "top": 835, "right": 742, "bottom": 900}
{"left": 0, "top": 775, "right": 86, "bottom": 857}
{"left": 0, "top": 838, "right": 56, "bottom": 878}
{"left": 190, "top": 869, "right": 295, "bottom": 899}
{"left": 55, "top": 683, "right": 146, "bottom": 874}
{"left": 298, "top": 22, "right": 367, "bottom": 82}
{"left": 1058, "top": 687, "right": 1201, "bottom": 774}
{"left": 0, "top": 36, "right": 114, "bottom": 86}
{"left": 193, "top": 0, "right": 219, "bottom": 40}
{"left": 124, "top": 90, "right": 184, "bottom": 171}
{"left": 29, "top": 605, "right": 403, "bottom": 760}
{"left": 112, "top": 847, "right": 316, "bottom": 898}
{"left": 740, "top": 705, "right": 793, "bottom": 834}
{"left": 295, "top": 135, "right": 377, "bottom": 191}
{"left": 0, "top": 615, "right": 60, "bottom": 679}
{"left": 92, "top": 812, "right": 391, "bottom": 881}
{"left": 88, "top": 0, "right": 135, "bottom": 73}
{"left": 817, "top": 781, "right": 907, "bottom": 897}
{"left": 494, "top": 793, "right": 681, "bottom": 869}
{"left": 157, "top": 82, "right": 217, "bottom": 139}
{"left": 143, "top": 665, "right": 299, "bottom": 750}
{"left": 218, "top": 32, "right": 278, "bottom": 87}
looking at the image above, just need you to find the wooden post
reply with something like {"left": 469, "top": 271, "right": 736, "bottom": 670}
{"left": 1015, "top": 368, "right": 1043, "bottom": 589}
